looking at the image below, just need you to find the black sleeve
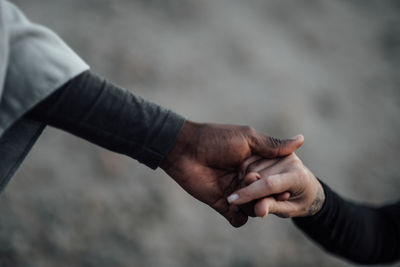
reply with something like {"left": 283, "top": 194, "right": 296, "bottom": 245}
{"left": 293, "top": 181, "right": 400, "bottom": 265}
{"left": 26, "top": 70, "right": 186, "bottom": 169}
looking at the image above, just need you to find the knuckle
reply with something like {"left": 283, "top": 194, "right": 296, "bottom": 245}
{"left": 297, "top": 168, "right": 309, "bottom": 180}
{"left": 293, "top": 161, "right": 303, "bottom": 171}
{"left": 267, "top": 136, "right": 282, "bottom": 149}
{"left": 289, "top": 159, "right": 303, "bottom": 171}
{"left": 263, "top": 176, "right": 277, "bottom": 190}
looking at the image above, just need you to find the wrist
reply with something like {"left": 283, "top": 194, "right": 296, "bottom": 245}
{"left": 307, "top": 178, "right": 326, "bottom": 216}
{"left": 160, "top": 120, "right": 202, "bottom": 172}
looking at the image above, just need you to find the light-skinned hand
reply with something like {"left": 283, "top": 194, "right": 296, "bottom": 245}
{"left": 227, "top": 153, "right": 325, "bottom": 218}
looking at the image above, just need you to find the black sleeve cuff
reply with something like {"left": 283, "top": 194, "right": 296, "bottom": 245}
{"left": 136, "top": 111, "right": 186, "bottom": 169}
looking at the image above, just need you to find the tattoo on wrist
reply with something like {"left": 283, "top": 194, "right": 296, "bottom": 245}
{"left": 308, "top": 184, "right": 325, "bottom": 216}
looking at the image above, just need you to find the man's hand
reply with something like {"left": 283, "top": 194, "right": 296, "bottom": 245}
{"left": 160, "top": 121, "right": 304, "bottom": 227}
{"left": 227, "top": 153, "right": 325, "bottom": 218}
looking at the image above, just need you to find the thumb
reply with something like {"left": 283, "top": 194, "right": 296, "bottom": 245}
{"left": 248, "top": 133, "right": 304, "bottom": 158}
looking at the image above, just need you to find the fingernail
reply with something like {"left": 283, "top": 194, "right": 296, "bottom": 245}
{"left": 289, "top": 134, "right": 302, "bottom": 141}
{"left": 227, "top": 194, "right": 239, "bottom": 203}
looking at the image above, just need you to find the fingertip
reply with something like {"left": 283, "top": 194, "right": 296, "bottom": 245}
{"left": 275, "top": 134, "right": 304, "bottom": 157}
{"left": 227, "top": 193, "right": 239, "bottom": 204}
{"left": 276, "top": 191, "right": 291, "bottom": 201}
{"left": 254, "top": 205, "right": 266, "bottom": 218}
{"left": 254, "top": 198, "right": 273, "bottom": 218}
{"left": 256, "top": 209, "right": 267, "bottom": 218}
{"left": 290, "top": 134, "right": 304, "bottom": 141}
{"left": 296, "top": 134, "right": 305, "bottom": 146}
{"left": 257, "top": 208, "right": 268, "bottom": 218}
{"left": 290, "top": 134, "right": 304, "bottom": 148}
{"left": 239, "top": 155, "right": 262, "bottom": 180}
{"left": 243, "top": 171, "right": 260, "bottom": 186}
{"left": 230, "top": 211, "right": 248, "bottom": 228}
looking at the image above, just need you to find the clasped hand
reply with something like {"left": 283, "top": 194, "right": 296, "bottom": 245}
{"left": 161, "top": 120, "right": 323, "bottom": 227}
{"left": 229, "top": 153, "right": 325, "bottom": 219}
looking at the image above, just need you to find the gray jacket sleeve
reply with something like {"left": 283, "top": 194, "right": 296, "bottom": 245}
{"left": 0, "top": 0, "right": 89, "bottom": 133}
{"left": 0, "top": 0, "right": 89, "bottom": 192}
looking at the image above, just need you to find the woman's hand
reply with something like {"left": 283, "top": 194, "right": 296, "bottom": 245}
{"left": 227, "top": 153, "right": 325, "bottom": 218}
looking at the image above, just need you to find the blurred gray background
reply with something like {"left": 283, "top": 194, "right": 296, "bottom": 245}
{"left": 1, "top": 0, "right": 400, "bottom": 266}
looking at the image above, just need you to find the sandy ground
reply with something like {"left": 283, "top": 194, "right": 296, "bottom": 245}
{"left": 1, "top": 0, "right": 400, "bottom": 266}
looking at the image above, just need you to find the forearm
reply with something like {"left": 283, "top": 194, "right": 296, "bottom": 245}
{"left": 293, "top": 181, "right": 400, "bottom": 264}
{"left": 26, "top": 70, "right": 185, "bottom": 169}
